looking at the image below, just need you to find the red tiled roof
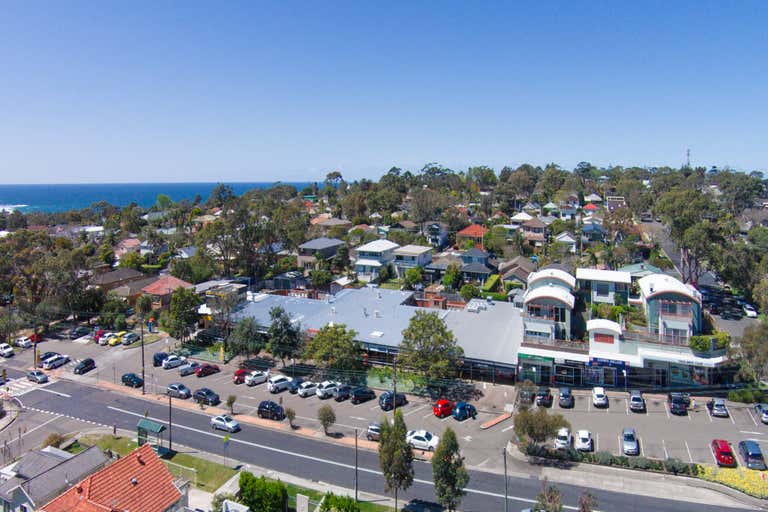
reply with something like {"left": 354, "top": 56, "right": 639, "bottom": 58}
{"left": 584, "top": 203, "right": 598, "bottom": 211}
{"left": 141, "top": 275, "right": 193, "bottom": 296}
{"left": 42, "top": 445, "right": 181, "bottom": 512}
{"left": 456, "top": 224, "right": 488, "bottom": 238}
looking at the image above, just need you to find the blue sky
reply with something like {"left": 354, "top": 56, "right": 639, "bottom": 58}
{"left": 0, "top": 1, "right": 765, "bottom": 184}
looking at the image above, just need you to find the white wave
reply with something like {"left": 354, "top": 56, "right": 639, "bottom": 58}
{"left": 0, "top": 204, "right": 28, "bottom": 213}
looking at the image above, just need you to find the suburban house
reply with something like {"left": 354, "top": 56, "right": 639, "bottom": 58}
{"left": 522, "top": 202, "right": 542, "bottom": 216}
{"left": 113, "top": 238, "right": 141, "bottom": 264}
{"left": 316, "top": 217, "right": 352, "bottom": 233}
{"left": 606, "top": 196, "right": 627, "bottom": 212}
{"left": 390, "top": 220, "right": 418, "bottom": 233}
{"left": 392, "top": 245, "right": 433, "bottom": 278}
{"left": 460, "top": 248, "right": 494, "bottom": 283}
{"left": 584, "top": 193, "right": 603, "bottom": 204}
{"left": 521, "top": 217, "right": 547, "bottom": 248}
{"left": 113, "top": 276, "right": 161, "bottom": 304}
{"left": 89, "top": 267, "right": 146, "bottom": 292}
{"left": 422, "top": 222, "right": 449, "bottom": 248}
{"left": 637, "top": 273, "right": 703, "bottom": 343}
{"left": 617, "top": 262, "right": 664, "bottom": 284}
{"left": 0, "top": 446, "right": 109, "bottom": 512}
{"left": 174, "top": 246, "right": 197, "bottom": 259}
{"left": 296, "top": 237, "right": 346, "bottom": 270}
{"left": 576, "top": 268, "right": 631, "bottom": 305}
{"left": 557, "top": 204, "right": 577, "bottom": 220}
{"left": 353, "top": 239, "right": 399, "bottom": 281}
{"left": 498, "top": 255, "right": 536, "bottom": 289}
{"left": 555, "top": 231, "right": 577, "bottom": 254}
{"left": 141, "top": 275, "right": 194, "bottom": 308}
{"left": 581, "top": 221, "right": 607, "bottom": 243}
{"left": 522, "top": 266, "right": 576, "bottom": 343}
{"left": 509, "top": 211, "right": 533, "bottom": 227}
{"left": 455, "top": 224, "right": 488, "bottom": 249}
{"left": 423, "top": 253, "right": 463, "bottom": 284}
{"left": 41, "top": 445, "right": 188, "bottom": 512}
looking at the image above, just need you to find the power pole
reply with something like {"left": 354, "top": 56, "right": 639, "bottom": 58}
{"left": 354, "top": 428, "right": 358, "bottom": 502}
{"left": 503, "top": 447, "right": 509, "bottom": 512}
{"left": 140, "top": 315, "right": 146, "bottom": 395}
{"left": 168, "top": 394, "right": 173, "bottom": 451}
{"left": 392, "top": 356, "right": 397, "bottom": 414}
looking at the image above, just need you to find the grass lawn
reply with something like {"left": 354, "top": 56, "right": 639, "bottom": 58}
{"left": 280, "top": 480, "right": 394, "bottom": 512}
{"left": 378, "top": 280, "right": 403, "bottom": 290}
{"left": 124, "top": 332, "right": 164, "bottom": 349}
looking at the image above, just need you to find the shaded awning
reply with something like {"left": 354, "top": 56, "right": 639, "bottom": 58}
{"left": 137, "top": 418, "right": 166, "bottom": 434}
{"left": 524, "top": 322, "right": 553, "bottom": 334}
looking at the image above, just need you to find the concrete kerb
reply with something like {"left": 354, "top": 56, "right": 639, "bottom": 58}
{"left": 0, "top": 398, "right": 21, "bottom": 432}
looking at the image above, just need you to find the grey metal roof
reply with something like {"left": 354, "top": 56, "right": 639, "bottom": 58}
{"left": 298, "top": 237, "right": 345, "bottom": 251}
{"left": 463, "top": 248, "right": 488, "bottom": 259}
{"left": 461, "top": 262, "right": 493, "bottom": 274}
{"left": 13, "top": 449, "right": 71, "bottom": 480}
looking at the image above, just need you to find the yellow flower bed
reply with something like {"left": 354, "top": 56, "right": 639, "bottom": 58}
{"left": 697, "top": 464, "right": 768, "bottom": 498}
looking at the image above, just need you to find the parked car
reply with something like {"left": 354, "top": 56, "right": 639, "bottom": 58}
{"left": 668, "top": 394, "right": 688, "bottom": 415}
{"left": 287, "top": 377, "right": 305, "bottom": 394}
{"left": 178, "top": 361, "right": 200, "bottom": 377}
{"left": 707, "top": 398, "right": 729, "bottom": 418}
{"left": 232, "top": 369, "right": 249, "bottom": 384}
{"left": 267, "top": 375, "right": 293, "bottom": 393}
{"left": 379, "top": 391, "right": 407, "bottom": 411}
{"left": 575, "top": 430, "right": 594, "bottom": 452}
{"left": 316, "top": 380, "right": 339, "bottom": 399}
{"left": 162, "top": 355, "right": 187, "bottom": 369}
{"left": 68, "top": 326, "right": 90, "bottom": 339}
{"left": 113, "top": 331, "right": 128, "bottom": 344}
{"left": 743, "top": 304, "right": 758, "bottom": 318}
{"left": 73, "top": 358, "right": 96, "bottom": 375}
{"left": 433, "top": 399, "right": 454, "bottom": 418}
{"left": 754, "top": 403, "right": 768, "bottom": 424}
{"left": 121, "top": 372, "right": 143, "bottom": 388}
{"left": 27, "top": 370, "right": 48, "bottom": 384}
{"left": 257, "top": 400, "right": 285, "bottom": 420}
{"left": 738, "top": 440, "right": 767, "bottom": 470}
{"left": 92, "top": 330, "right": 106, "bottom": 343}
{"left": 452, "top": 401, "right": 477, "bottom": 421}
{"left": 245, "top": 370, "right": 269, "bottom": 386}
{"left": 667, "top": 392, "right": 691, "bottom": 407}
{"left": 193, "top": 387, "right": 220, "bottom": 405}
{"left": 297, "top": 381, "right": 319, "bottom": 398}
{"left": 711, "top": 439, "right": 737, "bottom": 467}
{"left": 166, "top": 382, "right": 191, "bottom": 399}
{"left": 195, "top": 363, "right": 220, "bottom": 377}
{"left": 42, "top": 354, "right": 69, "bottom": 370}
{"left": 97, "top": 331, "right": 114, "bottom": 345}
{"left": 121, "top": 332, "right": 139, "bottom": 345}
{"left": 37, "top": 351, "right": 59, "bottom": 367}
{"left": 535, "top": 387, "right": 553, "bottom": 407}
{"left": 592, "top": 387, "right": 608, "bottom": 408}
{"left": 406, "top": 430, "right": 439, "bottom": 451}
{"left": 211, "top": 414, "right": 240, "bottom": 433}
{"left": 554, "top": 428, "right": 572, "bottom": 450}
{"left": 366, "top": 422, "right": 382, "bottom": 441}
{"left": 334, "top": 385, "right": 352, "bottom": 402}
{"left": 153, "top": 351, "right": 169, "bottom": 367}
{"left": 14, "top": 336, "right": 32, "bottom": 348}
{"left": 629, "top": 390, "right": 646, "bottom": 412}
{"left": 350, "top": 387, "right": 376, "bottom": 405}
{"left": 622, "top": 428, "right": 639, "bottom": 456}
{"left": 558, "top": 387, "right": 574, "bottom": 408}
{"left": 0, "top": 343, "right": 14, "bottom": 357}
{"left": 28, "top": 333, "right": 43, "bottom": 343}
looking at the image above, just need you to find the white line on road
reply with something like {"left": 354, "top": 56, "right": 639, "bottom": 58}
{"left": 747, "top": 408, "right": 758, "bottom": 426}
{"left": 625, "top": 398, "right": 629, "bottom": 416}
{"left": 684, "top": 441, "right": 694, "bottom": 463}
{"left": 295, "top": 415, "right": 361, "bottom": 431}
{"left": 740, "top": 431, "right": 764, "bottom": 435}
{"left": 706, "top": 408, "right": 713, "bottom": 423}
{"left": 665, "top": 403, "right": 670, "bottom": 420}
{"left": 403, "top": 405, "right": 428, "bottom": 417}
{"left": 422, "top": 412, "right": 433, "bottom": 419}
{"left": 662, "top": 439, "right": 669, "bottom": 459}
{"left": 34, "top": 388, "right": 72, "bottom": 398}
{"left": 595, "top": 432, "right": 599, "bottom": 452}
{"left": 501, "top": 425, "right": 515, "bottom": 432}
{"left": 369, "top": 404, "right": 380, "bottom": 411}
{"left": 729, "top": 412, "right": 736, "bottom": 426}
{"left": 7, "top": 414, "right": 62, "bottom": 444}
{"left": 350, "top": 417, "right": 369, "bottom": 422}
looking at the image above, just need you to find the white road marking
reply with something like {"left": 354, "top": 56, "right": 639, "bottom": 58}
{"left": 687, "top": 410, "right": 692, "bottom": 421}
{"left": 664, "top": 403, "right": 670, "bottom": 419}
{"left": 706, "top": 407, "right": 713, "bottom": 423}
{"left": 746, "top": 408, "right": 758, "bottom": 426}
{"left": 501, "top": 425, "right": 515, "bottom": 433}
{"left": 595, "top": 432, "right": 599, "bottom": 452}
{"left": 729, "top": 412, "right": 736, "bottom": 425}
{"left": 403, "top": 405, "right": 428, "bottom": 417}
{"left": 587, "top": 400, "right": 591, "bottom": 413}
{"left": 625, "top": 398, "right": 629, "bottom": 416}
{"left": 295, "top": 415, "right": 361, "bottom": 431}
{"left": 7, "top": 414, "right": 62, "bottom": 444}
{"left": 740, "top": 431, "right": 764, "bottom": 435}
{"left": 369, "top": 404, "right": 380, "bottom": 411}
{"left": 662, "top": 439, "right": 669, "bottom": 459}
{"left": 422, "top": 412, "right": 434, "bottom": 419}
{"left": 106, "top": 406, "right": 583, "bottom": 510}
{"left": 34, "top": 387, "right": 72, "bottom": 398}
{"left": 684, "top": 441, "right": 694, "bottom": 463}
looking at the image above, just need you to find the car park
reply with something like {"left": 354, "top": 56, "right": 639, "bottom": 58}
{"left": 406, "top": 430, "right": 439, "bottom": 451}
{"left": 350, "top": 387, "right": 376, "bottom": 404}
{"left": 707, "top": 398, "right": 729, "bottom": 418}
{"left": 68, "top": 326, "right": 90, "bottom": 339}
{"left": 27, "top": 370, "right": 48, "bottom": 384}
{"left": 257, "top": 400, "right": 285, "bottom": 420}
{"left": 0, "top": 343, "right": 14, "bottom": 357}
{"left": 738, "top": 440, "right": 767, "bottom": 470}
{"left": 166, "top": 382, "right": 191, "bottom": 399}
{"left": 366, "top": 422, "right": 382, "bottom": 441}
{"left": 193, "top": 388, "right": 220, "bottom": 405}
{"left": 592, "top": 387, "right": 608, "bottom": 408}
{"left": 245, "top": 370, "right": 269, "bottom": 386}
{"left": 121, "top": 332, "right": 139, "bottom": 345}
{"left": 121, "top": 372, "right": 143, "bottom": 388}
{"left": 98, "top": 332, "right": 115, "bottom": 346}
{"left": 43, "top": 354, "right": 69, "bottom": 370}
{"left": 315, "top": 380, "right": 339, "bottom": 399}
{"left": 14, "top": 336, "right": 32, "bottom": 348}
{"left": 73, "top": 358, "right": 96, "bottom": 375}
{"left": 452, "top": 401, "right": 477, "bottom": 421}
{"left": 622, "top": 428, "right": 639, "bottom": 456}
{"left": 162, "top": 355, "right": 187, "bottom": 369}
{"left": 433, "top": 399, "right": 454, "bottom": 418}
{"left": 232, "top": 369, "right": 249, "bottom": 384}
{"left": 668, "top": 394, "right": 688, "bottom": 415}
{"left": 629, "top": 390, "right": 646, "bottom": 412}
{"left": 535, "top": 387, "right": 553, "bottom": 407}
{"left": 195, "top": 363, "right": 220, "bottom": 377}
{"left": 558, "top": 387, "right": 574, "bottom": 408}
{"left": 37, "top": 351, "right": 59, "bottom": 367}
{"left": 153, "top": 352, "right": 169, "bottom": 367}
{"left": 575, "top": 430, "right": 593, "bottom": 452}
{"left": 554, "top": 428, "right": 572, "bottom": 450}
{"left": 754, "top": 403, "right": 768, "bottom": 424}
{"left": 267, "top": 375, "right": 293, "bottom": 393}
{"left": 297, "top": 381, "right": 319, "bottom": 397}
{"left": 334, "top": 385, "right": 352, "bottom": 402}
{"left": 711, "top": 439, "right": 737, "bottom": 467}
{"left": 211, "top": 414, "right": 240, "bottom": 432}
{"left": 379, "top": 391, "right": 407, "bottom": 411}
{"left": 93, "top": 330, "right": 106, "bottom": 343}
{"left": 178, "top": 361, "right": 200, "bottom": 377}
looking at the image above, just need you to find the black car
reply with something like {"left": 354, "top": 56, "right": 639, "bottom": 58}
{"left": 379, "top": 391, "right": 407, "bottom": 411}
{"left": 257, "top": 400, "right": 284, "bottom": 420}
{"left": 37, "top": 351, "right": 60, "bottom": 368}
{"left": 287, "top": 377, "right": 305, "bottom": 394}
{"left": 334, "top": 385, "right": 352, "bottom": 402}
{"left": 153, "top": 352, "right": 169, "bottom": 367}
{"left": 193, "top": 387, "right": 220, "bottom": 405}
{"left": 350, "top": 387, "right": 376, "bottom": 404}
{"left": 73, "top": 358, "right": 96, "bottom": 375}
{"left": 558, "top": 387, "right": 574, "bottom": 408}
{"left": 668, "top": 394, "right": 688, "bottom": 415}
{"left": 535, "top": 387, "right": 553, "bottom": 407}
{"left": 68, "top": 326, "right": 91, "bottom": 339}
{"left": 668, "top": 392, "right": 691, "bottom": 407}
{"left": 121, "top": 372, "right": 143, "bottom": 388}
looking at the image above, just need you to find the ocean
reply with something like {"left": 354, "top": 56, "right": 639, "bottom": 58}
{"left": 0, "top": 182, "right": 313, "bottom": 213}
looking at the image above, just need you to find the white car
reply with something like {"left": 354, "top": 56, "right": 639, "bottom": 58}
{"left": 42, "top": 354, "right": 70, "bottom": 370}
{"left": 210, "top": 414, "right": 240, "bottom": 433}
{"left": 162, "top": 355, "right": 187, "bottom": 369}
{"left": 744, "top": 304, "right": 758, "bottom": 318}
{"left": 14, "top": 336, "right": 32, "bottom": 348}
{"left": 592, "top": 387, "right": 608, "bottom": 408}
{"left": 297, "top": 381, "right": 318, "bottom": 397}
{"left": 575, "top": 430, "right": 593, "bottom": 452}
{"left": 245, "top": 370, "right": 268, "bottom": 386}
{"left": 316, "top": 380, "right": 340, "bottom": 399}
{"left": 98, "top": 332, "right": 114, "bottom": 346}
{"left": 554, "top": 428, "right": 572, "bottom": 450}
{"left": 267, "top": 375, "right": 293, "bottom": 393}
{"left": 0, "top": 343, "right": 14, "bottom": 357}
{"left": 406, "top": 430, "right": 439, "bottom": 451}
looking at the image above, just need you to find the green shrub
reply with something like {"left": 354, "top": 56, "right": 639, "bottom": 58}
{"left": 613, "top": 455, "right": 630, "bottom": 467}
{"left": 320, "top": 492, "right": 361, "bottom": 512}
{"left": 630, "top": 457, "right": 652, "bottom": 470}
{"left": 594, "top": 451, "right": 614, "bottom": 466}
{"left": 482, "top": 274, "right": 501, "bottom": 292}
{"left": 485, "top": 292, "right": 509, "bottom": 302}
{"left": 664, "top": 458, "right": 688, "bottom": 475}
{"left": 238, "top": 473, "right": 288, "bottom": 512}
{"left": 504, "top": 281, "right": 523, "bottom": 291}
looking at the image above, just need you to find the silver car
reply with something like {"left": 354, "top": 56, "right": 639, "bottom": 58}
{"left": 755, "top": 403, "right": 768, "bottom": 424}
{"left": 622, "top": 428, "right": 639, "bottom": 456}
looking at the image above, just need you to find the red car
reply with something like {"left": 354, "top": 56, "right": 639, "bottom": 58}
{"left": 93, "top": 330, "right": 106, "bottom": 342}
{"left": 29, "top": 334, "right": 43, "bottom": 343}
{"left": 233, "top": 369, "right": 249, "bottom": 384}
{"left": 711, "top": 439, "right": 737, "bottom": 467}
{"left": 195, "top": 363, "right": 220, "bottom": 377}
{"left": 433, "top": 399, "right": 454, "bottom": 418}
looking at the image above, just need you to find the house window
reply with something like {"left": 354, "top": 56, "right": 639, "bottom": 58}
{"left": 20, "top": 505, "right": 28, "bottom": 512}
{"left": 527, "top": 305, "right": 542, "bottom": 318}
{"left": 553, "top": 307, "right": 566, "bottom": 323}
{"left": 594, "top": 282, "right": 610, "bottom": 296}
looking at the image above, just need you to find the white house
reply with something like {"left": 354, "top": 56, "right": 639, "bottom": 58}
{"left": 354, "top": 239, "right": 400, "bottom": 281}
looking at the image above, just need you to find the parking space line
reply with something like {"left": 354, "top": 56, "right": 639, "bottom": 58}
{"left": 369, "top": 404, "right": 380, "bottom": 411}
{"left": 639, "top": 438, "right": 644, "bottom": 457}
{"left": 729, "top": 412, "right": 736, "bottom": 425}
{"left": 662, "top": 439, "right": 669, "bottom": 459}
{"left": 687, "top": 411, "right": 692, "bottom": 421}
{"left": 617, "top": 435, "right": 622, "bottom": 456}
{"left": 403, "top": 405, "right": 428, "bottom": 417}
{"left": 684, "top": 441, "right": 694, "bottom": 463}
{"left": 422, "top": 412, "right": 433, "bottom": 419}
{"left": 625, "top": 398, "right": 629, "bottom": 416}
{"left": 587, "top": 400, "right": 590, "bottom": 413}
{"left": 595, "top": 432, "right": 599, "bottom": 452}
{"left": 664, "top": 403, "right": 670, "bottom": 419}
{"left": 747, "top": 408, "right": 758, "bottom": 426}
{"left": 501, "top": 425, "right": 515, "bottom": 432}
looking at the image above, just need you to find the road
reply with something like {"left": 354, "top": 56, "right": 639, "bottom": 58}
{"left": 10, "top": 375, "right": 752, "bottom": 512}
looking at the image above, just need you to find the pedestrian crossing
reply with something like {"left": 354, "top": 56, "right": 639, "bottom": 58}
{"left": 1, "top": 376, "right": 54, "bottom": 397}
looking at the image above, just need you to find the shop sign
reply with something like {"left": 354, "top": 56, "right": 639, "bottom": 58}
{"left": 519, "top": 353, "right": 554, "bottom": 364}
{"left": 588, "top": 357, "right": 627, "bottom": 369}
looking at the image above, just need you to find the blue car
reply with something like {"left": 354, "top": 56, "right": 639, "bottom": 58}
{"left": 452, "top": 401, "right": 477, "bottom": 421}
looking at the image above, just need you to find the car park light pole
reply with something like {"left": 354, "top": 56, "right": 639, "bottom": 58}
{"left": 354, "top": 428, "right": 359, "bottom": 502}
{"left": 622, "top": 369, "right": 627, "bottom": 392}
{"left": 140, "top": 315, "right": 146, "bottom": 395}
{"left": 168, "top": 394, "right": 173, "bottom": 451}
{"left": 503, "top": 446, "right": 509, "bottom": 512}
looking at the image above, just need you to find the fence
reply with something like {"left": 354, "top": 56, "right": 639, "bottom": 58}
{"left": 163, "top": 460, "right": 198, "bottom": 487}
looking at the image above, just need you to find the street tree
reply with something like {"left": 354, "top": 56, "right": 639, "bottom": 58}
{"left": 303, "top": 323, "right": 362, "bottom": 376}
{"left": 399, "top": 311, "right": 463, "bottom": 382}
{"left": 535, "top": 478, "right": 563, "bottom": 512}
{"left": 432, "top": 427, "right": 469, "bottom": 511}
{"left": 578, "top": 491, "right": 598, "bottom": 512}
{"left": 514, "top": 407, "right": 570, "bottom": 446}
{"left": 378, "top": 409, "right": 414, "bottom": 511}
{"left": 167, "top": 287, "right": 201, "bottom": 342}
{"left": 227, "top": 317, "right": 264, "bottom": 357}
{"left": 731, "top": 322, "right": 768, "bottom": 384}
{"left": 317, "top": 404, "right": 336, "bottom": 435}
{"left": 266, "top": 306, "right": 302, "bottom": 366}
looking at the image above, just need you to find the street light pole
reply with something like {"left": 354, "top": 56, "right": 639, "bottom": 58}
{"left": 392, "top": 356, "right": 397, "bottom": 414}
{"left": 168, "top": 394, "right": 173, "bottom": 451}
{"left": 354, "top": 428, "right": 358, "bottom": 502}
{"left": 503, "top": 446, "right": 509, "bottom": 512}
{"left": 141, "top": 315, "right": 146, "bottom": 395}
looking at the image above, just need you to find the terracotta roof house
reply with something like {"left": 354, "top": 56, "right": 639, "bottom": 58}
{"left": 310, "top": 213, "right": 332, "bottom": 225}
{"left": 114, "top": 238, "right": 141, "bottom": 262}
{"left": 456, "top": 224, "right": 488, "bottom": 249}
{"left": 583, "top": 202, "right": 598, "bottom": 212}
{"left": 142, "top": 275, "right": 193, "bottom": 307}
{"left": 41, "top": 444, "right": 187, "bottom": 512}
{"left": 317, "top": 218, "right": 352, "bottom": 234}
{"left": 89, "top": 268, "right": 146, "bottom": 291}
{"left": 521, "top": 217, "right": 547, "bottom": 247}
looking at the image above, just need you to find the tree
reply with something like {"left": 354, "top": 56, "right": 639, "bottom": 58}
{"left": 731, "top": 322, "right": 768, "bottom": 384}
{"left": 285, "top": 407, "right": 296, "bottom": 429}
{"left": 238, "top": 472, "right": 288, "bottom": 512}
{"left": 309, "top": 269, "right": 333, "bottom": 289}
{"left": 578, "top": 491, "right": 598, "bottom": 512}
{"left": 432, "top": 427, "right": 469, "bottom": 511}
{"left": 535, "top": 478, "right": 563, "bottom": 512}
{"left": 514, "top": 407, "right": 570, "bottom": 446}
{"left": 266, "top": 306, "right": 302, "bottom": 365}
{"left": 442, "top": 263, "right": 462, "bottom": 290}
{"left": 403, "top": 266, "right": 424, "bottom": 290}
{"left": 319, "top": 492, "right": 361, "bottom": 512}
{"left": 226, "top": 395, "right": 237, "bottom": 414}
{"left": 378, "top": 409, "right": 414, "bottom": 511}
{"left": 227, "top": 317, "right": 264, "bottom": 357}
{"left": 459, "top": 283, "right": 481, "bottom": 302}
{"left": 317, "top": 404, "right": 336, "bottom": 435}
{"left": 166, "top": 287, "right": 201, "bottom": 342}
{"left": 304, "top": 323, "right": 362, "bottom": 375}
{"left": 399, "top": 311, "right": 463, "bottom": 382}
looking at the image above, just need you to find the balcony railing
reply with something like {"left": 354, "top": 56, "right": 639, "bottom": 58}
{"left": 522, "top": 336, "right": 589, "bottom": 353}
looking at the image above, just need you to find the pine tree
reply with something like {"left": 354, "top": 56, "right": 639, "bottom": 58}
{"left": 432, "top": 427, "right": 469, "bottom": 511}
